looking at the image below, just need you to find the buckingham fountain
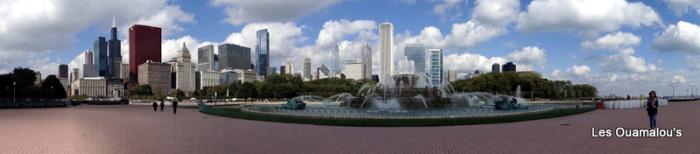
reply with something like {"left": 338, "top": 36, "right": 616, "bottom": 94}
{"left": 243, "top": 57, "right": 572, "bottom": 119}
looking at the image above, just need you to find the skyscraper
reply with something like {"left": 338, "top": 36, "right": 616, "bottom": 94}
{"left": 429, "top": 48, "right": 443, "bottom": 86}
{"left": 379, "top": 22, "right": 393, "bottom": 84}
{"left": 129, "top": 24, "right": 162, "bottom": 82}
{"left": 492, "top": 63, "right": 501, "bottom": 73}
{"left": 93, "top": 37, "right": 107, "bottom": 76}
{"left": 502, "top": 62, "right": 516, "bottom": 72}
{"left": 404, "top": 43, "right": 426, "bottom": 75}
{"left": 218, "top": 43, "right": 251, "bottom": 70}
{"left": 58, "top": 64, "right": 68, "bottom": 78}
{"left": 280, "top": 65, "right": 286, "bottom": 75}
{"left": 174, "top": 42, "right": 196, "bottom": 93}
{"left": 447, "top": 69, "right": 457, "bottom": 82}
{"left": 285, "top": 61, "right": 293, "bottom": 75}
{"left": 361, "top": 43, "right": 372, "bottom": 79}
{"left": 83, "top": 51, "right": 94, "bottom": 77}
{"left": 255, "top": 29, "right": 270, "bottom": 78}
{"left": 302, "top": 57, "right": 311, "bottom": 81}
{"left": 107, "top": 17, "right": 122, "bottom": 79}
{"left": 331, "top": 44, "right": 340, "bottom": 78}
{"left": 197, "top": 45, "right": 216, "bottom": 71}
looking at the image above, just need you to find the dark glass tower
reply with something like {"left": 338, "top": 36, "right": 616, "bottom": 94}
{"left": 255, "top": 29, "right": 269, "bottom": 78}
{"left": 93, "top": 37, "right": 107, "bottom": 76}
{"left": 107, "top": 18, "right": 122, "bottom": 79}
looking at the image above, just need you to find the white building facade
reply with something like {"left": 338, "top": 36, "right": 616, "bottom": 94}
{"left": 174, "top": 43, "right": 196, "bottom": 93}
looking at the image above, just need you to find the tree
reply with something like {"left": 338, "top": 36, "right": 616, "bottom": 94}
{"left": 130, "top": 84, "right": 153, "bottom": 96}
{"left": 236, "top": 82, "right": 258, "bottom": 99}
{"left": 40, "top": 75, "right": 67, "bottom": 99}
{"left": 174, "top": 89, "right": 185, "bottom": 101}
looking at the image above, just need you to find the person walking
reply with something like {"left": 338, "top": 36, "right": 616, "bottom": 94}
{"left": 172, "top": 100, "right": 178, "bottom": 115}
{"left": 160, "top": 100, "right": 164, "bottom": 111}
{"left": 152, "top": 101, "right": 158, "bottom": 112}
{"left": 646, "top": 91, "right": 659, "bottom": 128}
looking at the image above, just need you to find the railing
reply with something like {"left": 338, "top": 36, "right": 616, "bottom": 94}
{"left": 240, "top": 104, "right": 576, "bottom": 119}
{"left": 603, "top": 99, "right": 669, "bottom": 109}
{"left": 0, "top": 99, "right": 69, "bottom": 108}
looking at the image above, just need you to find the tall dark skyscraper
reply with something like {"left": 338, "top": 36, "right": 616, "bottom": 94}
{"left": 129, "top": 24, "right": 162, "bottom": 82}
{"left": 58, "top": 64, "right": 68, "bottom": 78}
{"left": 218, "top": 43, "right": 251, "bottom": 70}
{"left": 93, "top": 37, "right": 107, "bottom": 76}
{"left": 255, "top": 29, "right": 269, "bottom": 78}
{"left": 107, "top": 17, "right": 122, "bottom": 79}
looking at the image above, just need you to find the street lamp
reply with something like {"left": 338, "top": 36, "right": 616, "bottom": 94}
{"left": 13, "top": 81, "right": 16, "bottom": 102}
{"left": 671, "top": 85, "right": 677, "bottom": 98}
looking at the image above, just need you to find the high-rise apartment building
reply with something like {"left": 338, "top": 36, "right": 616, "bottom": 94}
{"left": 93, "top": 37, "right": 107, "bottom": 76}
{"left": 429, "top": 48, "right": 443, "bottom": 86}
{"left": 218, "top": 43, "right": 251, "bottom": 70}
{"left": 492, "top": 63, "right": 501, "bottom": 73}
{"left": 197, "top": 45, "right": 216, "bottom": 71}
{"left": 404, "top": 43, "right": 426, "bottom": 75}
{"left": 255, "top": 29, "right": 270, "bottom": 78}
{"left": 302, "top": 57, "right": 311, "bottom": 81}
{"left": 379, "top": 22, "right": 394, "bottom": 84}
{"left": 361, "top": 43, "right": 372, "bottom": 79}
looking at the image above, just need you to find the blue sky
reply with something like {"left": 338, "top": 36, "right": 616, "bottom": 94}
{"left": 2, "top": 0, "right": 700, "bottom": 96}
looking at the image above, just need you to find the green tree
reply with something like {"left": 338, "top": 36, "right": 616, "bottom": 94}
{"left": 40, "top": 75, "right": 67, "bottom": 99}
{"left": 236, "top": 82, "right": 258, "bottom": 99}
{"left": 130, "top": 84, "right": 153, "bottom": 96}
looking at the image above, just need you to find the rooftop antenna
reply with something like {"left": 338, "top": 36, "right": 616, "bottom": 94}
{"left": 112, "top": 16, "right": 116, "bottom": 27}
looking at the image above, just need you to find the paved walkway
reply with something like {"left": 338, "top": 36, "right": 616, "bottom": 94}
{"left": 1, "top": 101, "right": 699, "bottom": 154}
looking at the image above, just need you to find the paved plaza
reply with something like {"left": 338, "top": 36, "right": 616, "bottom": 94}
{"left": 1, "top": 101, "right": 699, "bottom": 153}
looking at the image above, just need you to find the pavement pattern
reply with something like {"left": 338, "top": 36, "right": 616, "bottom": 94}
{"left": 1, "top": 101, "right": 699, "bottom": 154}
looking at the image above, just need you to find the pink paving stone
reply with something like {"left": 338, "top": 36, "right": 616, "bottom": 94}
{"left": 1, "top": 101, "right": 699, "bottom": 154}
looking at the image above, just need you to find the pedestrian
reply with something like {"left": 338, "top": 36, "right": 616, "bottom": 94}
{"left": 646, "top": 91, "right": 659, "bottom": 128}
{"left": 152, "top": 101, "right": 158, "bottom": 112}
{"left": 172, "top": 100, "right": 178, "bottom": 115}
{"left": 160, "top": 100, "right": 164, "bottom": 111}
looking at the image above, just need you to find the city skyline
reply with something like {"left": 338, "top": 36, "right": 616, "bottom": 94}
{"left": 2, "top": 0, "right": 700, "bottom": 96}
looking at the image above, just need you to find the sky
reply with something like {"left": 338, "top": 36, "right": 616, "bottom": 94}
{"left": 1, "top": 0, "right": 700, "bottom": 97}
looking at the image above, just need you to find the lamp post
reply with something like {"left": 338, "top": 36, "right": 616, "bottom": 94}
{"left": 691, "top": 85, "right": 696, "bottom": 98}
{"left": 671, "top": 85, "right": 676, "bottom": 98}
{"left": 13, "top": 81, "right": 16, "bottom": 102}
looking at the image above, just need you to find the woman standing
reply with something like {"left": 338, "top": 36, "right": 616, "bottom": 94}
{"left": 646, "top": 91, "right": 659, "bottom": 128}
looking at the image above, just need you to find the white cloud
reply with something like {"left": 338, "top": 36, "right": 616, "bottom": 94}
{"left": 130, "top": 5, "right": 195, "bottom": 36}
{"left": 652, "top": 21, "right": 700, "bottom": 54}
{"left": 161, "top": 36, "right": 202, "bottom": 63}
{"left": 0, "top": 0, "right": 193, "bottom": 74}
{"left": 567, "top": 65, "right": 591, "bottom": 76}
{"left": 471, "top": 0, "right": 520, "bottom": 26}
{"left": 432, "top": 0, "right": 464, "bottom": 21}
{"left": 516, "top": 0, "right": 661, "bottom": 34}
{"left": 582, "top": 32, "right": 640, "bottom": 51}
{"left": 672, "top": 75, "right": 687, "bottom": 84}
{"left": 224, "top": 22, "right": 306, "bottom": 67}
{"left": 599, "top": 48, "right": 658, "bottom": 73}
{"left": 506, "top": 46, "right": 546, "bottom": 70}
{"left": 664, "top": 0, "right": 700, "bottom": 16}
{"left": 211, "top": 0, "right": 341, "bottom": 25}
{"left": 444, "top": 52, "right": 507, "bottom": 73}
{"left": 316, "top": 20, "right": 376, "bottom": 48}
{"left": 401, "top": 0, "right": 519, "bottom": 49}
{"left": 550, "top": 65, "right": 591, "bottom": 80}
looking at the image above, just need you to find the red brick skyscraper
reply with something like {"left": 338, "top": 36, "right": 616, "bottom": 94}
{"left": 128, "top": 24, "right": 161, "bottom": 82}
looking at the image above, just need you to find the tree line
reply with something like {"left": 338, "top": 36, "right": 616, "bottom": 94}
{"left": 130, "top": 73, "right": 375, "bottom": 100}
{"left": 0, "top": 68, "right": 67, "bottom": 99}
{"left": 450, "top": 71, "right": 597, "bottom": 99}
